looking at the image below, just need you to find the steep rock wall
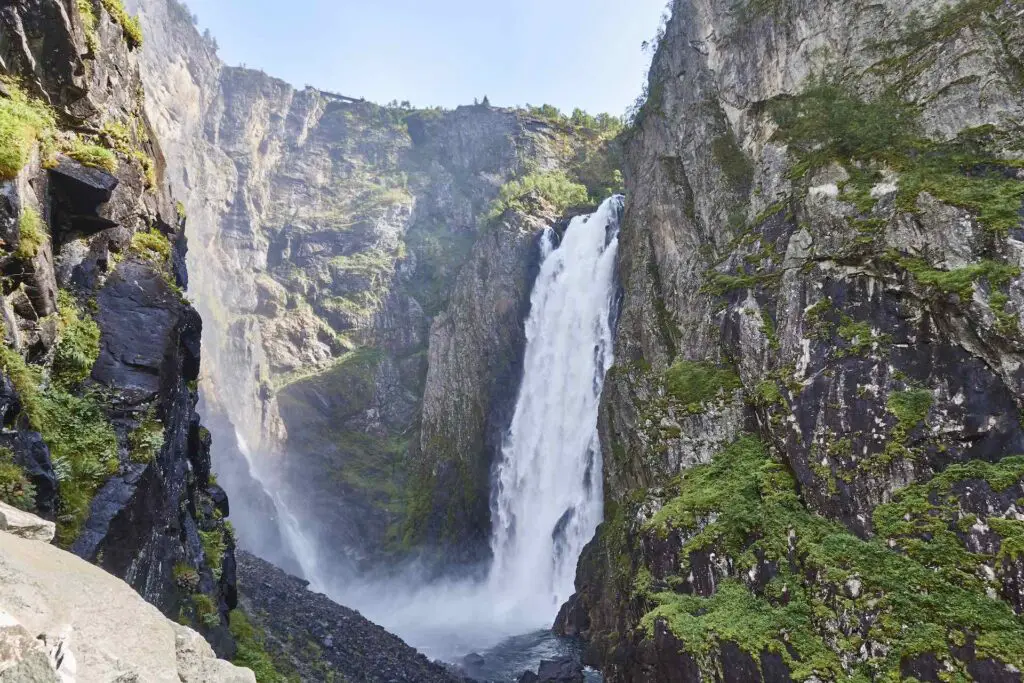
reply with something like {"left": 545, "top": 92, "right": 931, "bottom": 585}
{"left": 128, "top": 0, "right": 623, "bottom": 570}
{"left": 561, "top": 0, "right": 1024, "bottom": 680}
{"left": 0, "top": 0, "right": 237, "bottom": 657}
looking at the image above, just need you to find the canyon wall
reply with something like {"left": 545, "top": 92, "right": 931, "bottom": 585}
{"left": 558, "top": 0, "right": 1024, "bottom": 680}
{"left": 0, "top": 0, "right": 237, "bottom": 657}
{"left": 128, "top": 0, "right": 623, "bottom": 570}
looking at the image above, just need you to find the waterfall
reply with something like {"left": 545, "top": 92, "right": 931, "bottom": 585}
{"left": 315, "top": 197, "right": 623, "bottom": 663}
{"left": 487, "top": 195, "right": 622, "bottom": 622}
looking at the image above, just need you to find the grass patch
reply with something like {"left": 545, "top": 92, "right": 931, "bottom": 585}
{"left": 15, "top": 206, "right": 46, "bottom": 260}
{"left": 173, "top": 562, "right": 200, "bottom": 591}
{"left": 130, "top": 228, "right": 172, "bottom": 264}
{"left": 663, "top": 360, "right": 741, "bottom": 413}
{"left": 0, "top": 79, "right": 55, "bottom": 180}
{"left": 66, "top": 140, "right": 118, "bottom": 173}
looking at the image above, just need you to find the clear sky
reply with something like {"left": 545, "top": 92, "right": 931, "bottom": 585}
{"left": 181, "top": 0, "right": 668, "bottom": 116}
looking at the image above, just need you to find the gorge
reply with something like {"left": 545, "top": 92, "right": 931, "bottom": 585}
{"left": 3, "top": 0, "right": 1024, "bottom": 681}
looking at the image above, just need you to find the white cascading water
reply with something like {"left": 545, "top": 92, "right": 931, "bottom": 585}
{"left": 330, "top": 197, "right": 623, "bottom": 661}
{"left": 487, "top": 195, "right": 621, "bottom": 620}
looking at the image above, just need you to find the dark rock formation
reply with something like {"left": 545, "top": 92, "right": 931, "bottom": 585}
{"left": 559, "top": 0, "right": 1024, "bottom": 680}
{"left": 235, "top": 550, "right": 466, "bottom": 683}
{"left": 0, "top": 0, "right": 237, "bottom": 659}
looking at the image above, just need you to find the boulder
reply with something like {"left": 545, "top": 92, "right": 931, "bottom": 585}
{"left": 0, "top": 503, "right": 54, "bottom": 542}
{"left": 0, "top": 529, "right": 255, "bottom": 682}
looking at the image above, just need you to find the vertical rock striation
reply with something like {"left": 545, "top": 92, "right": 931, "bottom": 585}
{"left": 560, "top": 0, "right": 1024, "bottom": 680}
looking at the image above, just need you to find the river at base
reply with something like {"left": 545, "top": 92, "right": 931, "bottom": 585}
{"left": 456, "top": 630, "right": 602, "bottom": 683}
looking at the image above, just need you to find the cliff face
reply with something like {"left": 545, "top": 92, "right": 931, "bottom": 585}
{"left": 128, "top": 0, "right": 623, "bottom": 570}
{"left": 560, "top": 0, "right": 1024, "bottom": 680}
{"left": 0, "top": 0, "right": 237, "bottom": 657}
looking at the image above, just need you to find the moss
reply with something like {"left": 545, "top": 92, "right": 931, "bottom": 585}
{"left": 772, "top": 81, "right": 1024, "bottom": 236}
{"left": 66, "top": 140, "right": 118, "bottom": 173}
{"left": 484, "top": 171, "right": 590, "bottom": 224}
{"left": 0, "top": 79, "right": 55, "bottom": 180}
{"left": 52, "top": 290, "right": 101, "bottom": 388}
{"left": 663, "top": 361, "right": 741, "bottom": 414}
{"left": 641, "top": 436, "right": 1024, "bottom": 679}
{"left": 199, "top": 528, "right": 226, "bottom": 580}
{"left": 128, "top": 407, "right": 164, "bottom": 464}
{"left": 0, "top": 447, "right": 35, "bottom": 511}
{"left": 836, "top": 315, "right": 888, "bottom": 357}
{"left": 99, "top": 0, "right": 143, "bottom": 49}
{"left": 702, "top": 269, "right": 782, "bottom": 297}
{"left": 896, "top": 255, "right": 1019, "bottom": 301}
{"left": 130, "top": 228, "right": 172, "bottom": 263}
{"left": 229, "top": 610, "right": 300, "bottom": 683}
{"left": 15, "top": 206, "right": 46, "bottom": 260}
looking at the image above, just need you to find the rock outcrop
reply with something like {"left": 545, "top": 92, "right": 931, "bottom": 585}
{"left": 0, "top": 521, "right": 254, "bottom": 682}
{"left": 559, "top": 0, "right": 1024, "bottom": 680}
{"left": 0, "top": 0, "right": 237, "bottom": 658}
{"left": 127, "top": 0, "right": 624, "bottom": 569}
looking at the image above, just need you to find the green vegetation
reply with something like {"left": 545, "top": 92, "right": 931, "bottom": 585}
{"left": 172, "top": 562, "right": 200, "bottom": 591}
{"left": 199, "top": 528, "right": 226, "bottom": 580}
{"left": 711, "top": 132, "right": 754, "bottom": 191}
{"left": 66, "top": 140, "right": 118, "bottom": 173}
{"left": 52, "top": 291, "right": 101, "bottom": 388}
{"left": 663, "top": 360, "right": 742, "bottom": 413}
{"left": 897, "top": 255, "right": 1019, "bottom": 301}
{"left": 0, "top": 447, "right": 35, "bottom": 511}
{"left": 128, "top": 407, "right": 164, "bottom": 464}
{"left": 15, "top": 207, "right": 46, "bottom": 260}
{"left": 77, "top": 0, "right": 100, "bottom": 52}
{"left": 99, "top": 0, "right": 143, "bottom": 49}
{"left": 1, "top": 324, "right": 117, "bottom": 545}
{"left": 192, "top": 593, "right": 220, "bottom": 628}
{"left": 229, "top": 610, "right": 296, "bottom": 683}
{"left": 131, "top": 228, "right": 173, "bottom": 264}
{"left": 772, "top": 81, "right": 1024, "bottom": 236}
{"left": 0, "top": 79, "right": 56, "bottom": 180}
{"left": 836, "top": 315, "right": 888, "bottom": 357}
{"left": 640, "top": 435, "right": 1024, "bottom": 679}
{"left": 484, "top": 171, "right": 590, "bottom": 224}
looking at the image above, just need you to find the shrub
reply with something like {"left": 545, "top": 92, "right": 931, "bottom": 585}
{"left": 15, "top": 207, "right": 46, "bottom": 260}
{"left": 76, "top": 0, "right": 99, "bottom": 52}
{"left": 173, "top": 562, "right": 200, "bottom": 591}
{"left": 0, "top": 80, "right": 55, "bottom": 180}
{"left": 485, "top": 171, "right": 589, "bottom": 224}
{"left": 53, "top": 290, "right": 101, "bottom": 388}
{"left": 0, "top": 447, "right": 35, "bottom": 511}
{"left": 193, "top": 593, "right": 220, "bottom": 628}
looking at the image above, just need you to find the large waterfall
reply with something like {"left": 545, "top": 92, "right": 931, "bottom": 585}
{"left": 488, "top": 196, "right": 622, "bottom": 620}
{"left": 333, "top": 197, "right": 623, "bottom": 666}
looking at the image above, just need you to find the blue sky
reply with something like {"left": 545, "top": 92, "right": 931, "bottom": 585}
{"left": 181, "top": 0, "right": 668, "bottom": 116}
